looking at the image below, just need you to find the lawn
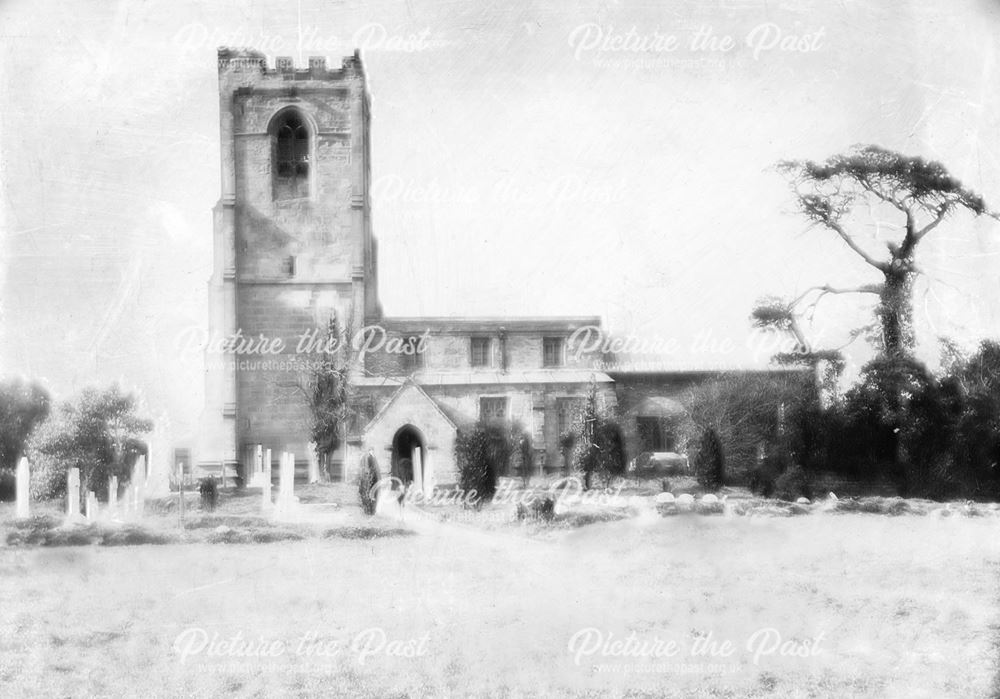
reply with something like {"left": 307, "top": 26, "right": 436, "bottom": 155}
{"left": 2, "top": 490, "right": 999, "bottom": 698}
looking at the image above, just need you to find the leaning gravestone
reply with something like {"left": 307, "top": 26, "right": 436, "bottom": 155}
{"left": 15, "top": 456, "right": 29, "bottom": 519}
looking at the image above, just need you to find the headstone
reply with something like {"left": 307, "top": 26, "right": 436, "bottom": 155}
{"left": 249, "top": 444, "right": 268, "bottom": 488}
{"left": 15, "top": 456, "right": 29, "bottom": 518}
{"left": 411, "top": 446, "right": 423, "bottom": 494}
{"left": 676, "top": 493, "right": 695, "bottom": 506}
{"left": 132, "top": 456, "right": 146, "bottom": 503}
{"left": 796, "top": 497, "right": 810, "bottom": 505}
{"left": 307, "top": 442, "right": 320, "bottom": 484}
{"left": 701, "top": 493, "right": 719, "bottom": 504}
{"left": 422, "top": 449, "right": 435, "bottom": 497}
{"left": 67, "top": 468, "right": 81, "bottom": 519}
{"left": 108, "top": 476, "right": 119, "bottom": 514}
{"left": 85, "top": 491, "right": 98, "bottom": 521}
{"left": 828, "top": 492, "right": 838, "bottom": 501}
{"left": 655, "top": 492, "right": 675, "bottom": 504}
{"left": 262, "top": 448, "right": 273, "bottom": 510}
{"left": 274, "top": 452, "right": 297, "bottom": 519}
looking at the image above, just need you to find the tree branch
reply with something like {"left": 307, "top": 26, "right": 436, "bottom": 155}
{"left": 915, "top": 204, "right": 950, "bottom": 241}
{"left": 822, "top": 218, "right": 889, "bottom": 271}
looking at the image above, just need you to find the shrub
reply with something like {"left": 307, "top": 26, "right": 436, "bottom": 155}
{"left": 694, "top": 428, "right": 725, "bottom": 490}
{"left": 516, "top": 495, "right": 556, "bottom": 522}
{"left": 747, "top": 467, "right": 775, "bottom": 497}
{"left": 199, "top": 477, "right": 219, "bottom": 512}
{"left": 0, "top": 470, "right": 15, "bottom": 502}
{"left": 773, "top": 464, "right": 810, "bottom": 501}
{"left": 358, "top": 452, "right": 380, "bottom": 516}
{"left": 455, "top": 422, "right": 507, "bottom": 507}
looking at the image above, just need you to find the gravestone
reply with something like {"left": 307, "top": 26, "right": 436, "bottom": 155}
{"left": 274, "top": 451, "right": 297, "bottom": 519}
{"left": 422, "top": 449, "right": 435, "bottom": 497}
{"left": 307, "top": 442, "right": 320, "bottom": 484}
{"left": 131, "top": 456, "right": 146, "bottom": 516}
{"left": 67, "top": 468, "right": 81, "bottom": 520}
{"left": 108, "top": 475, "right": 118, "bottom": 514}
{"left": 85, "top": 491, "right": 98, "bottom": 521}
{"left": 15, "top": 456, "right": 29, "bottom": 518}
{"left": 261, "top": 448, "right": 273, "bottom": 510}
{"left": 411, "top": 446, "right": 423, "bottom": 494}
{"left": 248, "top": 444, "right": 267, "bottom": 488}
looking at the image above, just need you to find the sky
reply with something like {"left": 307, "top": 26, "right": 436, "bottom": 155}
{"left": 1, "top": 0, "right": 999, "bottom": 441}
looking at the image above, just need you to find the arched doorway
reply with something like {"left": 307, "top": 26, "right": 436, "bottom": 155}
{"left": 391, "top": 425, "right": 425, "bottom": 486}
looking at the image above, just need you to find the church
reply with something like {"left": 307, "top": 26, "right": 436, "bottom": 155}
{"left": 196, "top": 49, "right": 784, "bottom": 486}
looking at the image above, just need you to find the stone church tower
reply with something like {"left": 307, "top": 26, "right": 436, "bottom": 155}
{"left": 199, "top": 49, "right": 380, "bottom": 474}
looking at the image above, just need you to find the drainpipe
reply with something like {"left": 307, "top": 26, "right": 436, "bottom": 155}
{"left": 498, "top": 327, "right": 507, "bottom": 374}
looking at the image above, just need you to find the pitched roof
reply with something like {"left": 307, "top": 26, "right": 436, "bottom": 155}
{"left": 361, "top": 378, "right": 458, "bottom": 435}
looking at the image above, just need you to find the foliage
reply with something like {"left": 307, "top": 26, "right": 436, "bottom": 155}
{"left": 26, "top": 385, "right": 152, "bottom": 502}
{"left": 789, "top": 341, "right": 1000, "bottom": 499}
{"left": 683, "top": 371, "right": 811, "bottom": 477}
{"left": 516, "top": 495, "right": 555, "bottom": 522}
{"left": 308, "top": 315, "right": 351, "bottom": 470}
{"left": 773, "top": 465, "right": 810, "bottom": 501}
{"left": 454, "top": 421, "right": 511, "bottom": 506}
{"left": 693, "top": 428, "right": 725, "bottom": 491}
{"left": 570, "top": 379, "right": 626, "bottom": 489}
{"left": 768, "top": 145, "right": 993, "bottom": 363}
{"left": 198, "top": 477, "right": 219, "bottom": 512}
{"left": 358, "top": 451, "right": 380, "bottom": 516}
{"left": 0, "top": 377, "right": 50, "bottom": 474}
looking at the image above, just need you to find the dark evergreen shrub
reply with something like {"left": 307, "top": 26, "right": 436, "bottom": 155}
{"left": 773, "top": 464, "right": 810, "bottom": 501}
{"left": 694, "top": 428, "right": 725, "bottom": 490}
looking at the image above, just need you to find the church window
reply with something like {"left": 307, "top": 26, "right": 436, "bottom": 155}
{"left": 273, "top": 111, "right": 310, "bottom": 200}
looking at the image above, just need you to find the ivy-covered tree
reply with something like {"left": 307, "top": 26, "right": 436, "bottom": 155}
{"left": 755, "top": 145, "right": 994, "bottom": 366}
{"left": 307, "top": 315, "right": 352, "bottom": 478}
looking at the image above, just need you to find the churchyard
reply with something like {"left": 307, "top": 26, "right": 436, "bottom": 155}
{"left": 2, "top": 458, "right": 1000, "bottom": 698}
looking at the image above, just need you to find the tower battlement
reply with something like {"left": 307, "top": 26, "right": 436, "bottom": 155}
{"left": 217, "top": 47, "right": 364, "bottom": 80}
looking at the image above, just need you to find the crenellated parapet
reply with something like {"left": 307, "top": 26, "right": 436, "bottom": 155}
{"left": 217, "top": 47, "right": 364, "bottom": 81}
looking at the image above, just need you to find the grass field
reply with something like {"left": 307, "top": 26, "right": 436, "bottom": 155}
{"left": 2, "top": 490, "right": 1000, "bottom": 698}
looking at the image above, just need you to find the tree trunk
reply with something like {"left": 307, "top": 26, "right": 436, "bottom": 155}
{"left": 878, "top": 265, "right": 915, "bottom": 359}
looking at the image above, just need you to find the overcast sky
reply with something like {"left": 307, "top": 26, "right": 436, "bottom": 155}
{"left": 2, "top": 0, "right": 999, "bottom": 440}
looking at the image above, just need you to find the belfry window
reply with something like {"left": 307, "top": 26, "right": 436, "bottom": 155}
{"left": 273, "top": 112, "right": 310, "bottom": 200}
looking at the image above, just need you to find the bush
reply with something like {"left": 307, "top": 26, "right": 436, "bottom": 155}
{"left": 199, "top": 477, "right": 219, "bottom": 512}
{"left": 773, "top": 464, "right": 810, "bottom": 501}
{"left": 694, "top": 428, "right": 725, "bottom": 490}
{"left": 358, "top": 452, "right": 380, "bottom": 516}
{"left": 747, "top": 467, "right": 775, "bottom": 497}
{"left": 0, "top": 470, "right": 15, "bottom": 502}
{"left": 455, "top": 423, "right": 507, "bottom": 507}
{"left": 516, "top": 495, "right": 556, "bottom": 522}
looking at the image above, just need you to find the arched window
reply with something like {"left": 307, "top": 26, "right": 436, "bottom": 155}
{"left": 273, "top": 112, "right": 310, "bottom": 200}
